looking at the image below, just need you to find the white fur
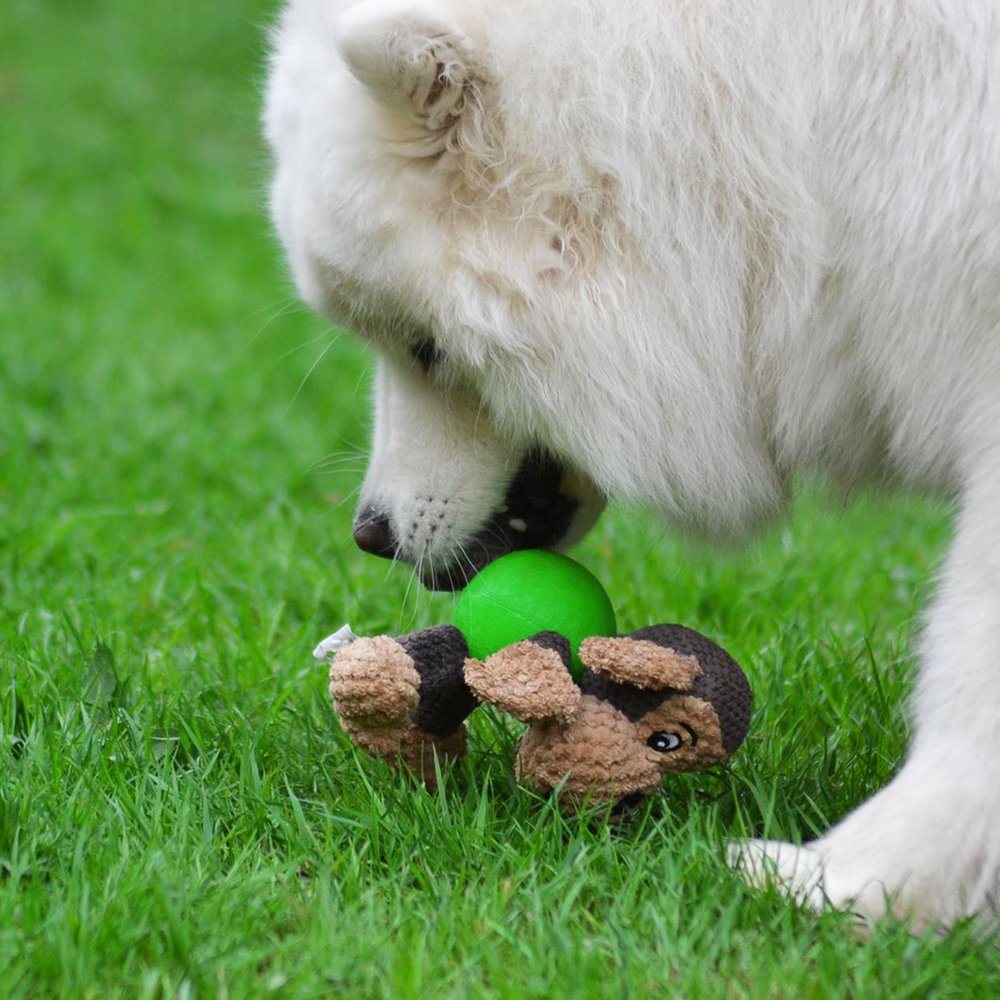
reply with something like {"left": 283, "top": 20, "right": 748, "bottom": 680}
{"left": 264, "top": 0, "right": 1000, "bottom": 926}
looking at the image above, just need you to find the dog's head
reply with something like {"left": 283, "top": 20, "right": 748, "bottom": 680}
{"left": 265, "top": 0, "right": 611, "bottom": 586}
{"left": 265, "top": 0, "right": 792, "bottom": 578}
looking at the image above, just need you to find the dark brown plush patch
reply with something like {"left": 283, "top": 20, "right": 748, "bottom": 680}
{"left": 397, "top": 625, "right": 478, "bottom": 737}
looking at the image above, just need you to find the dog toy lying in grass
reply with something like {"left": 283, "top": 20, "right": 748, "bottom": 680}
{"left": 317, "top": 551, "right": 752, "bottom": 813}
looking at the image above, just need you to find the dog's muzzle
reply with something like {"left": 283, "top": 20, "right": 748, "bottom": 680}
{"left": 352, "top": 448, "right": 587, "bottom": 591}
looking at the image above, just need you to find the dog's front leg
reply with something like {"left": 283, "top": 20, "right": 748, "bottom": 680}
{"left": 733, "top": 454, "right": 1000, "bottom": 928}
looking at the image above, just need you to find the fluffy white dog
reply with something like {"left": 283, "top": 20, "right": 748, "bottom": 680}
{"left": 264, "top": 0, "right": 1000, "bottom": 926}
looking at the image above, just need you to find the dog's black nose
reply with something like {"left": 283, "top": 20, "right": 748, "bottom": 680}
{"left": 353, "top": 507, "right": 398, "bottom": 559}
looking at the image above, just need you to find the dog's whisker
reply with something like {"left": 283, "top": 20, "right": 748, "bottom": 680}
{"left": 397, "top": 562, "right": 420, "bottom": 627}
{"left": 307, "top": 460, "right": 367, "bottom": 478}
{"left": 243, "top": 293, "right": 302, "bottom": 326}
{"left": 310, "top": 448, "right": 367, "bottom": 465}
{"left": 239, "top": 296, "right": 309, "bottom": 353}
{"left": 327, "top": 483, "right": 364, "bottom": 514}
{"left": 308, "top": 460, "right": 367, "bottom": 478}
{"left": 276, "top": 333, "right": 337, "bottom": 363}
{"left": 452, "top": 537, "right": 482, "bottom": 582}
{"left": 283, "top": 334, "right": 343, "bottom": 415}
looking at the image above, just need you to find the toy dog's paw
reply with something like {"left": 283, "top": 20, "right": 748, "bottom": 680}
{"left": 329, "top": 631, "right": 472, "bottom": 785}
{"left": 329, "top": 635, "right": 421, "bottom": 731}
{"left": 396, "top": 724, "right": 468, "bottom": 788}
{"left": 464, "top": 632, "right": 581, "bottom": 724}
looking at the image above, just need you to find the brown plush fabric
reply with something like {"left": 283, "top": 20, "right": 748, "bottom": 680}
{"left": 463, "top": 640, "right": 581, "bottom": 723}
{"left": 397, "top": 625, "right": 478, "bottom": 737}
{"left": 326, "top": 620, "right": 751, "bottom": 812}
{"left": 627, "top": 625, "right": 753, "bottom": 753}
{"left": 635, "top": 695, "right": 728, "bottom": 770}
{"left": 687, "top": 657, "right": 752, "bottom": 754}
{"left": 515, "top": 692, "right": 730, "bottom": 811}
{"left": 399, "top": 725, "right": 468, "bottom": 787}
{"left": 579, "top": 636, "right": 702, "bottom": 690}
{"left": 329, "top": 635, "right": 470, "bottom": 788}
{"left": 328, "top": 635, "right": 421, "bottom": 727}
{"left": 351, "top": 723, "right": 467, "bottom": 790}
{"left": 516, "top": 696, "right": 664, "bottom": 808}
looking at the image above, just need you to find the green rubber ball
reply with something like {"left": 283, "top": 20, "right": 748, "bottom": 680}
{"left": 453, "top": 550, "right": 617, "bottom": 679}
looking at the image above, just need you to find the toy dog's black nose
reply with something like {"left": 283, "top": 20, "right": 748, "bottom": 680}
{"left": 611, "top": 792, "right": 647, "bottom": 818}
{"left": 353, "top": 506, "right": 398, "bottom": 559}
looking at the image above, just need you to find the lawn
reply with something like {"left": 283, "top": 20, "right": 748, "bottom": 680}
{"left": 2, "top": 1, "right": 998, "bottom": 996}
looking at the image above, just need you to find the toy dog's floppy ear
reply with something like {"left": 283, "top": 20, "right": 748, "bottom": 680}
{"left": 579, "top": 627, "right": 703, "bottom": 691}
{"left": 464, "top": 632, "right": 581, "bottom": 725}
{"left": 336, "top": 0, "right": 484, "bottom": 144}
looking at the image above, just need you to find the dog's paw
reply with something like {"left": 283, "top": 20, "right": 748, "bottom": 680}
{"left": 728, "top": 834, "right": 931, "bottom": 927}
{"left": 728, "top": 839, "right": 837, "bottom": 911}
{"left": 729, "top": 765, "right": 1000, "bottom": 928}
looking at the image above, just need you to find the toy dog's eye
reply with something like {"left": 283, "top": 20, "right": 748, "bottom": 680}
{"left": 647, "top": 731, "right": 684, "bottom": 753}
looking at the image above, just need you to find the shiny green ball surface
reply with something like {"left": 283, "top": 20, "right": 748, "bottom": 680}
{"left": 453, "top": 550, "right": 617, "bottom": 678}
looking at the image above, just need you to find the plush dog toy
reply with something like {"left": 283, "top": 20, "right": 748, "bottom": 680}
{"left": 324, "top": 622, "right": 752, "bottom": 813}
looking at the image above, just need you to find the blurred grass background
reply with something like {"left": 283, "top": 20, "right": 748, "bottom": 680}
{"left": 1, "top": 0, "right": 997, "bottom": 996}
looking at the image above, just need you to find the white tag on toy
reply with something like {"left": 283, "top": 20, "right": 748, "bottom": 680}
{"left": 313, "top": 624, "right": 359, "bottom": 661}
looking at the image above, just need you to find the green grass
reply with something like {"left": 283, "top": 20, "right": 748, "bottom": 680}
{"left": 1, "top": 1, "right": 998, "bottom": 996}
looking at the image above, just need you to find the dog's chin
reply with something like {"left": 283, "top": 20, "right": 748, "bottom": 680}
{"left": 418, "top": 448, "right": 604, "bottom": 592}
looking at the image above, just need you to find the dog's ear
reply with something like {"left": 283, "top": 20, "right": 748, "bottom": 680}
{"left": 464, "top": 632, "right": 581, "bottom": 725}
{"left": 336, "top": 0, "right": 482, "bottom": 141}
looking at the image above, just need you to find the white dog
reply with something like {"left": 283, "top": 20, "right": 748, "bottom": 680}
{"left": 264, "top": 0, "right": 1000, "bottom": 926}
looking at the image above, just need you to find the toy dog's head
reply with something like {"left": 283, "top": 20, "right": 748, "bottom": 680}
{"left": 464, "top": 625, "right": 751, "bottom": 813}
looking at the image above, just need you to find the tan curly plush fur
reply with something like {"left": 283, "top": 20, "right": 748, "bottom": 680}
{"left": 579, "top": 636, "right": 701, "bottom": 690}
{"left": 329, "top": 635, "right": 467, "bottom": 786}
{"left": 328, "top": 635, "right": 421, "bottom": 725}
{"left": 512, "top": 693, "right": 726, "bottom": 808}
{"left": 515, "top": 696, "right": 665, "bottom": 807}
{"left": 634, "top": 696, "right": 726, "bottom": 771}
{"left": 464, "top": 640, "right": 580, "bottom": 723}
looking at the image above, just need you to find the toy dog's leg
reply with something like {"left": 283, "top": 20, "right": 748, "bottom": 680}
{"left": 329, "top": 624, "right": 477, "bottom": 785}
{"left": 464, "top": 631, "right": 581, "bottom": 723}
